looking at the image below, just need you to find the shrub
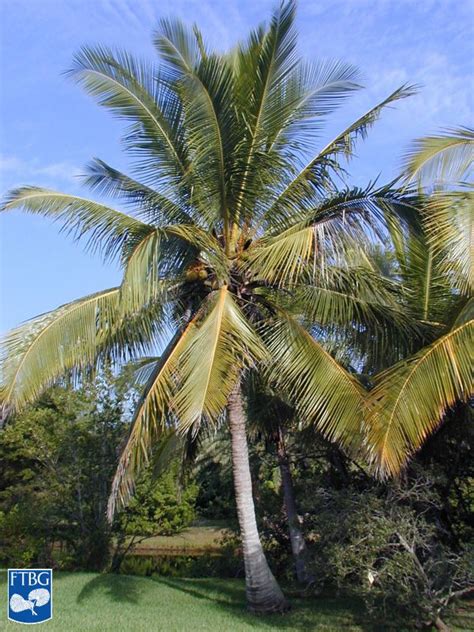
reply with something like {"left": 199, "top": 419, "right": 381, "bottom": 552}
{"left": 306, "top": 482, "right": 473, "bottom": 629}
{"left": 119, "top": 461, "right": 199, "bottom": 537}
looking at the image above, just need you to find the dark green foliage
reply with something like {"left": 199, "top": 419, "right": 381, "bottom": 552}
{"left": 307, "top": 485, "right": 472, "bottom": 629}
{"left": 119, "top": 549, "right": 241, "bottom": 579}
{"left": 0, "top": 377, "right": 200, "bottom": 572}
{"left": 415, "top": 404, "right": 474, "bottom": 546}
{"left": 195, "top": 432, "right": 237, "bottom": 522}
{"left": 195, "top": 460, "right": 236, "bottom": 521}
{"left": 119, "top": 461, "right": 198, "bottom": 537}
{"left": 0, "top": 380, "right": 126, "bottom": 569}
{"left": 242, "top": 413, "right": 473, "bottom": 628}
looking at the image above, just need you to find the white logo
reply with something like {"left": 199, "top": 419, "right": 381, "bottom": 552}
{"left": 9, "top": 588, "right": 51, "bottom": 617}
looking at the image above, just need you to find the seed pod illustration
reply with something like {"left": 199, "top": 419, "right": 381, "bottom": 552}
{"left": 9, "top": 594, "right": 34, "bottom": 613}
{"left": 29, "top": 588, "right": 50, "bottom": 607}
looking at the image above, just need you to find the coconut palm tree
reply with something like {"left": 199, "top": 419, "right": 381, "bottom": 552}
{"left": 1, "top": 1, "right": 416, "bottom": 612}
{"left": 367, "top": 128, "right": 473, "bottom": 477}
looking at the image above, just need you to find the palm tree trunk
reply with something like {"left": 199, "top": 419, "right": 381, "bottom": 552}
{"left": 276, "top": 426, "right": 313, "bottom": 584}
{"left": 228, "top": 381, "right": 289, "bottom": 613}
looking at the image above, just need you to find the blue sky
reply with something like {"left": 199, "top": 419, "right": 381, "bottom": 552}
{"left": 0, "top": 0, "right": 472, "bottom": 332}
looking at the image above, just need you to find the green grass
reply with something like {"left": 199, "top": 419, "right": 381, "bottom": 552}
{"left": 1, "top": 572, "right": 471, "bottom": 631}
{"left": 0, "top": 571, "right": 367, "bottom": 631}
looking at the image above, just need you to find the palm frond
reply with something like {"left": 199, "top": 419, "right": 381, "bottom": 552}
{"left": 0, "top": 285, "right": 171, "bottom": 413}
{"left": 156, "top": 19, "right": 239, "bottom": 226}
{"left": 125, "top": 356, "right": 162, "bottom": 386}
{"left": 315, "top": 84, "right": 417, "bottom": 164}
{"left": 154, "top": 17, "right": 204, "bottom": 75}
{"left": 262, "top": 312, "right": 365, "bottom": 452}
{"left": 107, "top": 323, "right": 195, "bottom": 520}
{"left": 83, "top": 158, "right": 193, "bottom": 225}
{"left": 453, "top": 297, "right": 474, "bottom": 326}
{"left": 262, "top": 84, "right": 416, "bottom": 230}
{"left": 0, "top": 289, "right": 120, "bottom": 410}
{"left": 267, "top": 60, "right": 361, "bottom": 151}
{"left": 295, "top": 269, "right": 406, "bottom": 324}
{"left": 296, "top": 281, "right": 425, "bottom": 367}
{"left": 1, "top": 187, "right": 153, "bottom": 261}
{"left": 119, "top": 230, "right": 168, "bottom": 312}
{"left": 366, "top": 319, "right": 474, "bottom": 477}
{"left": 179, "top": 55, "right": 237, "bottom": 227}
{"left": 171, "top": 288, "right": 265, "bottom": 433}
{"left": 118, "top": 221, "right": 229, "bottom": 317}
{"left": 403, "top": 127, "right": 474, "bottom": 185}
{"left": 69, "top": 46, "right": 188, "bottom": 181}
{"left": 233, "top": 0, "right": 298, "bottom": 217}
{"left": 390, "top": 221, "right": 455, "bottom": 325}
{"left": 164, "top": 225, "right": 229, "bottom": 280}
{"left": 118, "top": 223, "right": 229, "bottom": 312}
{"left": 108, "top": 287, "right": 264, "bottom": 517}
{"left": 422, "top": 189, "right": 474, "bottom": 295}
{"left": 246, "top": 187, "right": 416, "bottom": 286}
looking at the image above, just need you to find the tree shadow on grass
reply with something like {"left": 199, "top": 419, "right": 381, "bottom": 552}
{"left": 153, "top": 577, "right": 377, "bottom": 630}
{"left": 73, "top": 573, "right": 386, "bottom": 630}
{"left": 76, "top": 573, "right": 141, "bottom": 605}
{"left": 155, "top": 577, "right": 243, "bottom": 602}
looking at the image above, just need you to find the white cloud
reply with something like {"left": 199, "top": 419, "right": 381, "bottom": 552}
{"left": 0, "top": 156, "right": 82, "bottom": 188}
{"left": 0, "top": 156, "right": 24, "bottom": 172}
{"left": 33, "top": 162, "right": 83, "bottom": 182}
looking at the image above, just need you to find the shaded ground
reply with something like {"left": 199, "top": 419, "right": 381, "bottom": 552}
{"left": 0, "top": 572, "right": 471, "bottom": 631}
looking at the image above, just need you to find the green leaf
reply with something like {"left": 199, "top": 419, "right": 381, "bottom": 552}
{"left": 107, "top": 323, "right": 195, "bottom": 520}
{"left": 1, "top": 187, "right": 153, "bottom": 261}
{"left": 422, "top": 189, "right": 473, "bottom": 296}
{"left": 179, "top": 55, "right": 237, "bottom": 226}
{"left": 246, "top": 187, "right": 414, "bottom": 286}
{"left": 69, "top": 46, "right": 189, "bottom": 179}
{"left": 83, "top": 158, "right": 193, "bottom": 225}
{"left": 403, "top": 127, "right": 474, "bottom": 185}
{"left": 171, "top": 287, "right": 265, "bottom": 431}
{"left": 263, "top": 313, "right": 365, "bottom": 452}
{"left": 366, "top": 319, "right": 474, "bottom": 477}
{"left": 263, "top": 84, "right": 416, "bottom": 229}
{"left": 1, "top": 289, "right": 120, "bottom": 410}
{"left": 154, "top": 18, "right": 204, "bottom": 75}
{"left": 108, "top": 287, "right": 265, "bottom": 517}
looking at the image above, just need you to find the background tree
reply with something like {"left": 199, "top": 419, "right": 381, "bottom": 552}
{"left": 0, "top": 378, "right": 198, "bottom": 573}
{"left": 111, "top": 455, "right": 198, "bottom": 573}
{"left": 0, "top": 378, "right": 126, "bottom": 570}
{"left": 245, "top": 376, "right": 313, "bottom": 584}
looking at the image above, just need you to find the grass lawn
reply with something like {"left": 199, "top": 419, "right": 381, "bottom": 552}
{"left": 0, "top": 571, "right": 367, "bottom": 631}
{"left": 0, "top": 571, "right": 471, "bottom": 631}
